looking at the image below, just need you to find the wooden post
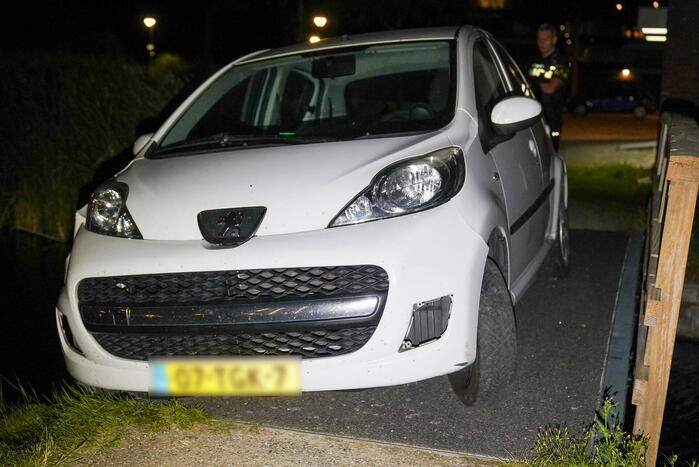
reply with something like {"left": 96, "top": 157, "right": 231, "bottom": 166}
{"left": 632, "top": 113, "right": 699, "bottom": 466}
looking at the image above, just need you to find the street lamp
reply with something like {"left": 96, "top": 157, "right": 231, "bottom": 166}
{"left": 143, "top": 17, "right": 157, "bottom": 63}
{"left": 309, "top": 15, "right": 327, "bottom": 44}
{"left": 313, "top": 16, "right": 328, "bottom": 28}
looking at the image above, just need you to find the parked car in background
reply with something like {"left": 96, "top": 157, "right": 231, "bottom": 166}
{"left": 569, "top": 86, "right": 656, "bottom": 119}
{"left": 56, "top": 25, "right": 568, "bottom": 406}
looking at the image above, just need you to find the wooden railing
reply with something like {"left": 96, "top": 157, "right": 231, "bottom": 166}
{"left": 632, "top": 112, "right": 699, "bottom": 466}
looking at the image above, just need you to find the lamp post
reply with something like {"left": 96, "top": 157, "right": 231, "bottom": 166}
{"left": 143, "top": 17, "right": 156, "bottom": 63}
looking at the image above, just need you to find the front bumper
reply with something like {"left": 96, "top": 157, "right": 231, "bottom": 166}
{"left": 56, "top": 203, "right": 487, "bottom": 392}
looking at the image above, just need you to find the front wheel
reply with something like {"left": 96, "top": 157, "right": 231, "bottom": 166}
{"left": 448, "top": 259, "right": 517, "bottom": 406}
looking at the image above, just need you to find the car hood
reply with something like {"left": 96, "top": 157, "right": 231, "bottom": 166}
{"left": 119, "top": 132, "right": 454, "bottom": 241}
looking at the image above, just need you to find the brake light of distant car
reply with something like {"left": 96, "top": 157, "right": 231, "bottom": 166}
{"left": 330, "top": 147, "right": 465, "bottom": 227}
{"left": 86, "top": 181, "right": 143, "bottom": 239}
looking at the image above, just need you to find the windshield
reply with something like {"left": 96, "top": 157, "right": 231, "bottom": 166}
{"left": 155, "top": 40, "right": 455, "bottom": 155}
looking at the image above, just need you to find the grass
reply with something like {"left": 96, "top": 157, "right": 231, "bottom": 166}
{"left": 0, "top": 383, "right": 213, "bottom": 466}
{"left": 567, "top": 163, "right": 652, "bottom": 233}
{"left": 566, "top": 162, "right": 699, "bottom": 283}
{"left": 504, "top": 398, "right": 649, "bottom": 466}
{"left": 528, "top": 399, "right": 647, "bottom": 466}
{"left": 512, "top": 398, "right": 697, "bottom": 466}
{"left": 567, "top": 163, "right": 652, "bottom": 207}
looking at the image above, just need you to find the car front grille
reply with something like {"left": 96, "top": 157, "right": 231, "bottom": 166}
{"left": 78, "top": 265, "right": 388, "bottom": 361}
{"left": 92, "top": 327, "right": 376, "bottom": 360}
{"left": 78, "top": 265, "right": 388, "bottom": 305}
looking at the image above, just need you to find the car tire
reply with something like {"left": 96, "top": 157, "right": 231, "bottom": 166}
{"left": 574, "top": 103, "right": 588, "bottom": 116}
{"left": 632, "top": 105, "right": 647, "bottom": 120}
{"left": 448, "top": 259, "right": 516, "bottom": 406}
{"left": 552, "top": 195, "right": 570, "bottom": 278}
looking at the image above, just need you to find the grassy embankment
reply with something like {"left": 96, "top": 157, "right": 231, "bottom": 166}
{"left": 0, "top": 53, "right": 187, "bottom": 242}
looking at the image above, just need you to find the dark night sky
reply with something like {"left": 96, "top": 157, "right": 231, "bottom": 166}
{"left": 1, "top": 0, "right": 653, "bottom": 66}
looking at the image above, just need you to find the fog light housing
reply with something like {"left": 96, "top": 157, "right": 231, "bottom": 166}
{"left": 58, "top": 311, "right": 83, "bottom": 355}
{"left": 400, "top": 295, "right": 452, "bottom": 351}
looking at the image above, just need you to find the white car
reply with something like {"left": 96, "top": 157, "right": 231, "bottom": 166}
{"left": 56, "top": 25, "right": 569, "bottom": 405}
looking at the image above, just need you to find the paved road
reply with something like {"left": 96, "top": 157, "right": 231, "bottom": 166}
{"left": 191, "top": 230, "right": 630, "bottom": 458}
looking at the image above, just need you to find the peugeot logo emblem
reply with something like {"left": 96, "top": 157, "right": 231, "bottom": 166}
{"left": 217, "top": 211, "right": 243, "bottom": 239}
{"left": 198, "top": 206, "right": 265, "bottom": 247}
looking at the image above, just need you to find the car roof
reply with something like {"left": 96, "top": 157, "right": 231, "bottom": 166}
{"left": 236, "top": 26, "right": 471, "bottom": 65}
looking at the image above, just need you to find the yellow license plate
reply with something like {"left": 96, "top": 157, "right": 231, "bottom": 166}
{"left": 149, "top": 357, "right": 301, "bottom": 396}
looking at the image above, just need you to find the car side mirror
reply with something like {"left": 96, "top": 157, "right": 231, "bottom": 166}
{"left": 490, "top": 96, "right": 542, "bottom": 135}
{"left": 133, "top": 133, "right": 154, "bottom": 156}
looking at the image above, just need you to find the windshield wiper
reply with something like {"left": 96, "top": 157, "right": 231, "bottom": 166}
{"left": 152, "top": 133, "right": 338, "bottom": 156}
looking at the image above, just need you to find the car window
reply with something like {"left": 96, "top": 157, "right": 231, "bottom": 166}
{"left": 473, "top": 40, "right": 506, "bottom": 114}
{"left": 472, "top": 39, "right": 507, "bottom": 151}
{"left": 490, "top": 41, "right": 534, "bottom": 98}
{"left": 157, "top": 40, "right": 456, "bottom": 153}
{"left": 279, "top": 71, "right": 316, "bottom": 129}
{"left": 187, "top": 77, "right": 251, "bottom": 140}
{"left": 345, "top": 68, "right": 451, "bottom": 118}
{"left": 173, "top": 69, "right": 271, "bottom": 143}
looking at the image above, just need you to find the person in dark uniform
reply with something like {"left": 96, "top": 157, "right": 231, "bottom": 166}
{"left": 527, "top": 23, "right": 569, "bottom": 151}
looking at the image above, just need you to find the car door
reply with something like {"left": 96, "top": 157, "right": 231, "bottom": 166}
{"left": 472, "top": 39, "right": 547, "bottom": 282}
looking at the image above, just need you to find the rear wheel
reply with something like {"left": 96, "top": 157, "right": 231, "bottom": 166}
{"left": 448, "top": 259, "right": 516, "bottom": 406}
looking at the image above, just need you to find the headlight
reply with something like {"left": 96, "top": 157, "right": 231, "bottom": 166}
{"left": 330, "top": 147, "right": 465, "bottom": 227}
{"left": 86, "top": 181, "right": 142, "bottom": 239}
